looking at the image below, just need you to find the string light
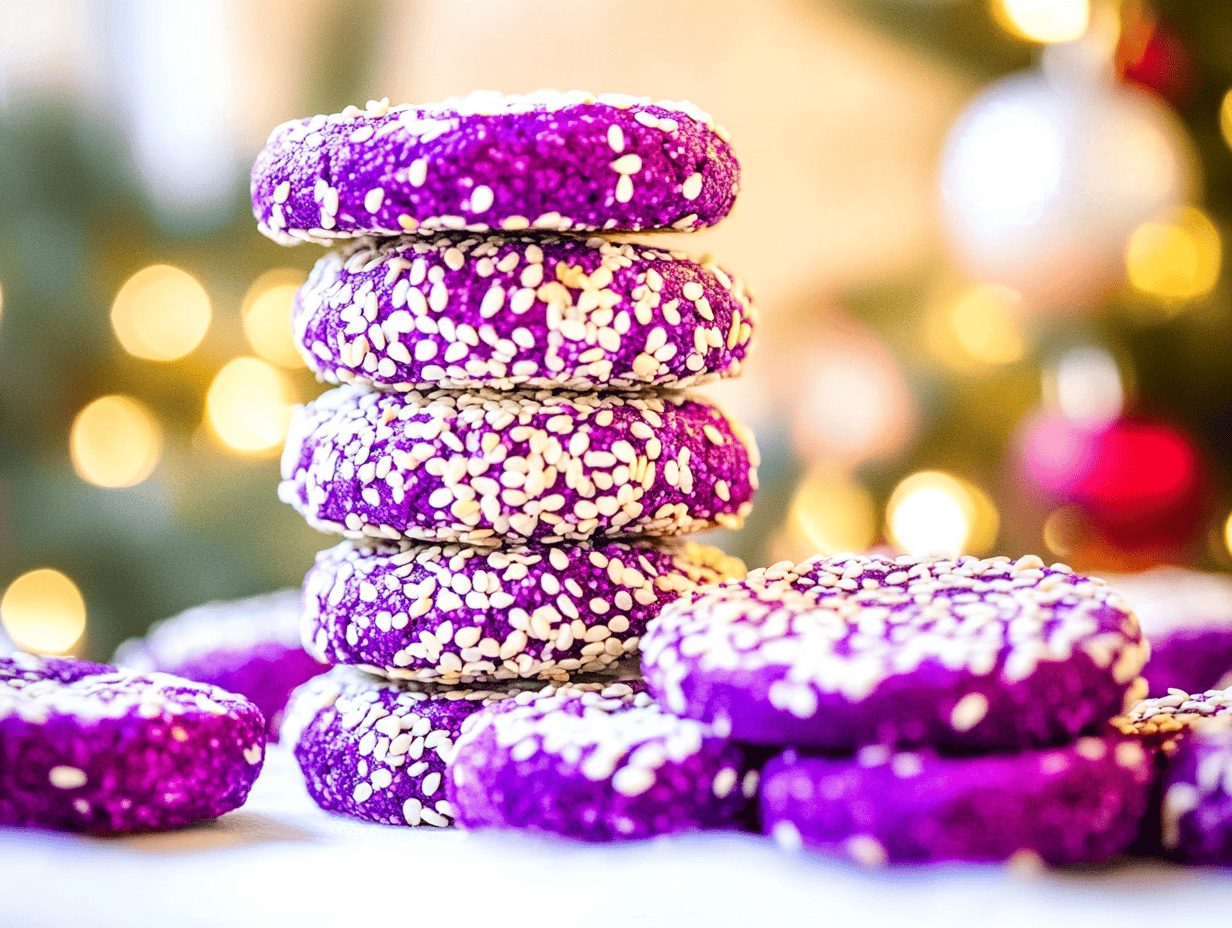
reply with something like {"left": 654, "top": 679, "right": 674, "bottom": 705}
{"left": 242, "top": 268, "right": 306, "bottom": 369}
{"left": 111, "top": 264, "right": 211, "bottom": 361}
{"left": 783, "top": 468, "right": 877, "bottom": 557}
{"left": 886, "top": 471, "right": 999, "bottom": 557}
{"left": 1, "top": 569, "right": 87, "bottom": 655}
{"left": 1125, "top": 206, "right": 1221, "bottom": 305}
{"left": 70, "top": 395, "right": 163, "bottom": 488}
{"left": 992, "top": 0, "right": 1090, "bottom": 44}
{"left": 206, "top": 356, "right": 295, "bottom": 454}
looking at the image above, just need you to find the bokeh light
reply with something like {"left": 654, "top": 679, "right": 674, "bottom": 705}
{"left": 206, "top": 356, "right": 295, "bottom": 454}
{"left": 1045, "top": 346, "right": 1124, "bottom": 426}
{"left": 242, "top": 268, "right": 306, "bottom": 369}
{"left": 111, "top": 264, "right": 212, "bottom": 361}
{"left": 992, "top": 0, "right": 1090, "bottom": 44}
{"left": 1125, "top": 206, "right": 1221, "bottom": 304}
{"left": 1, "top": 569, "right": 87, "bottom": 655}
{"left": 1224, "top": 512, "right": 1232, "bottom": 561}
{"left": 886, "top": 471, "right": 999, "bottom": 557}
{"left": 1220, "top": 89, "right": 1232, "bottom": 152}
{"left": 70, "top": 395, "right": 163, "bottom": 488}
{"left": 946, "top": 284, "right": 1026, "bottom": 366}
{"left": 783, "top": 467, "right": 877, "bottom": 557}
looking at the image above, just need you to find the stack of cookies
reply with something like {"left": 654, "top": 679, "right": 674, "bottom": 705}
{"left": 252, "top": 90, "right": 760, "bottom": 827}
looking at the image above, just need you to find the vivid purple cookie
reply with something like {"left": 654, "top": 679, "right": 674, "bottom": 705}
{"left": 448, "top": 683, "right": 752, "bottom": 841}
{"left": 114, "top": 589, "right": 326, "bottom": 741}
{"left": 303, "top": 537, "right": 745, "bottom": 683}
{"left": 642, "top": 553, "right": 1147, "bottom": 751}
{"left": 293, "top": 234, "right": 755, "bottom": 392}
{"left": 1101, "top": 568, "right": 1232, "bottom": 697}
{"left": 252, "top": 90, "right": 738, "bottom": 245}
{"left": 279, "top": 385, "right": 758, "bottom": 545}
{"left": 761, "top": 734, "right": 1154, "bottom": 866}
{"left": 282, "top": 666, "right": 533, "bottom": 827}
{"left": 1160, "top": 713, "right": 1232, "bottom": 863}
{"left": 1111, "top": 685, "right": 1232, "bottom": 754}
{"left": 0, "top": 653, "right": 265, "bottom": 834}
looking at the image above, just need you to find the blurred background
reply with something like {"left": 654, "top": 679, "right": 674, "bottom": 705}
{"left": 2, "top": 0, "right": 1231, "bottom": 661}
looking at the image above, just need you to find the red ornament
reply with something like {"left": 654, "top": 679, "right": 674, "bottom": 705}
{"left": 1117, "top": 12, "right": 1193, "bottom": 104}
{"left": 1019, "top": 412, "right": 1206, "bottom": 551}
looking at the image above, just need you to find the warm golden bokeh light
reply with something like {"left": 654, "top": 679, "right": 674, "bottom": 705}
{"left": 886, "top": 471, "right": 999, "bottom": 557}
{"left": 1, "top": 569, "right": 87, "bottom": 654}
{"left": 1046, "top": 345, "right": 1125, "bottom": 425}
{"left": 206, "top": 356, "right": 295, "bottom": 454}
{"left": 1223, "top": 511, "right": 1232, "bottom": 562}
{"left": 1125, "top": 207, "right": 1221, "bottom": 305}
{"left": 242, "top": 269, "right": 306, "bottom": 369}
{"left": 992, "top": 0, "right": 1090, "bottom": 43}
{"left": 949, "top": 284, "right": 1026, "bottom": 365}
{"left": 70, "top": 395, "right": 163, "bottom": 488}
{"left": 1220, "top": 89, "right": 1232, "bottom": 152}
{"left": 111, "top": 264, "right": 212, "bottom": 361}
{"left": 784, "top": 468, "right": 877, "bottom": 557}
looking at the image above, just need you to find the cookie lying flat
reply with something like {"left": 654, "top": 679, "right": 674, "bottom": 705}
{"left": 283, "top": 666, "right": 528, "bottom": 827}
{"left": 252, "top": 90, "right": 738, "bottom": 245}
{"left": 114, "top": 589, "right": 325, "bottom": 741}
{"left": 303, "top": 538, "right": 745, "bottom": 683}
{"left": 1102, "top": 568, "right": 1232, "bottom": 697}
{"left": 448, "top": 683, "right": 751, "bottom": 841}
{"left": 642, "top": 553, "right": 1147, "bottom": 751}
{"left": 280, "top": 385, "right": 758, "bottom": 545}
{"left": 761, "top": 735, "right": 1154, "bottom": 866}
{"left": 1161, "top": 714, "right": 1232, "bottom": 863}
{"left": 294, "top": 235, "right": 755, "bottom": 392}
{"left": 0, "top": 653, "right": 265, "bottom": 833}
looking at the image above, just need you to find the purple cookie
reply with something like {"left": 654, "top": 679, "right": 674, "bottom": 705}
{"left": 448, "top": 683, "right": 752, "bottom": 841}
{"left": 642, "top": 553, "right": 1147, "bottom": 751}
{"left": 303, "top": 537, "right": 745, "bottom": 683}
{"left": 279, "top": 385, "right": 758, "bottom": 545}
{"left": 293, "top": 234, "right": 755, "bottom": 392}
{"left": 1101, "top": 568, "right": 1232, "bottom": 698}
{"left": 761, "top": 735, "right": 1154, "bottom": 867}
{"left": 1111, "top": 685, "right": 1232, "bottom": 754}
{"left": 1161, "top": 713, "right": 1232, "bottom": 863}
{"left": 115, "top": 589, "right": 326, "bottom": 741}
{"left": 282, "top": 666, "right": 532, "bottom": 827}
{"left": 0, "top": 653, "right": 265, "bottom": 834}
{"left": 252, "top": 90, "right": 738, "bottom": 245}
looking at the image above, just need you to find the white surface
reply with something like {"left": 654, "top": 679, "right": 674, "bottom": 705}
{"left": 2, "top": 747, "right": 1230, "bottom": 928}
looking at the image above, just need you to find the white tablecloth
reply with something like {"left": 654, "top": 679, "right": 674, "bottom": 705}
{"left": 3, "top": 747, "right": 1230, "bottom": 927}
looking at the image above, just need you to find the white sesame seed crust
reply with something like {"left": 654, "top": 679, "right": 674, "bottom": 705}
{"left": 641, "top": 553, "right": 1148, "bottom": 750}
{"left": 303, "top": 537, "right": 745, "bottom": 683}
{"left": 292, "top": 234, "right": 755, "bottom": 392}
{"left": 252, "top": 90, "right": 738, "bottom": 245}
{"left": 448, "top": 683, "right": 749, "bottom": 840}
{"left": 279, "top": 384, "right": 759, "bottom": 545}
{"left": 1157, "top": 710, "right": 1232, "bottom": 860}
{"left": 760, "top": 732, "right": 1154, "bottom": 865}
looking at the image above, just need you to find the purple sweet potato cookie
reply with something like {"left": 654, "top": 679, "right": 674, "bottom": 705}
{"left": 114, "top": 589, "right": 326, "bottom": 741}
{"left": 252, "top": 90, "right": 738, "bottom": 245}
{"left": 448, "top": 683, "right": 752, "bottom": 841}
{"left": 1161, "top": 714, "right": 1232, "bottom": 863}
{"left": 303, "top": 537, "right": 745, "bottom": 683}
{"left": 282, "top": 666, "right": 532, "bottom": 827}
{"left": 1111, "top": 684, "right": 1232, "bottom": 754}
{"left": 1102, "top": 568, "right": 1232, "bottom": 697}
{"left": 294, "top": 234, "right": 755, "bottom": 392}
{"left": 0, "top": 653, "right": 265, "bottom": 834}
{"left": 642, "top": 553, "right": 1147, "bottom": 751}
{"left": 761, "top": 734, "right": 1154, "bottom": 867}
{"left": 279, "top": 385, "right": 758, "bottom": 545}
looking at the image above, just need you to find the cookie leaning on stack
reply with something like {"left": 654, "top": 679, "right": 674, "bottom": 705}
{"left": 253, "top": 90, "right": 760, "bottom": 833}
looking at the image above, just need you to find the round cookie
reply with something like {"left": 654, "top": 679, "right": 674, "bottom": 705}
{"left": 1111, "top": 685, "right": 1232, "bottom": 754}
{"left": 1101, "top": 568, "right": 1232, "bottom": 697}
{"left": 279, "top": 385, "right": 758, "bottom": 545}
{"left": 303, "top": 537, "right": 745, "bottom": 683}
{"left": 1160, "top": 714, "right": 1232, "bottom": 863}
{"left": 293, "top": 234, "right": 755, "bottom": 392}
{"left": 114, "top": 589, "right": 326, "bottom": 741}
{"left": 252, "top": 90, "right": 738, "bottom": 245}
{"left": 448, "top": 683, "right": 752, "bottom": 841}
{"left": 0, "top": 653, "right": 265, "bottom": 834}
{"left": 642, "top": 553, "right": 1148, "bottom": 751}
{"left": 283, "top": 666, "right": 530, "bottom": 827}
{"left": 760, "top": 734, "right": 1154, "bottom": 866}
